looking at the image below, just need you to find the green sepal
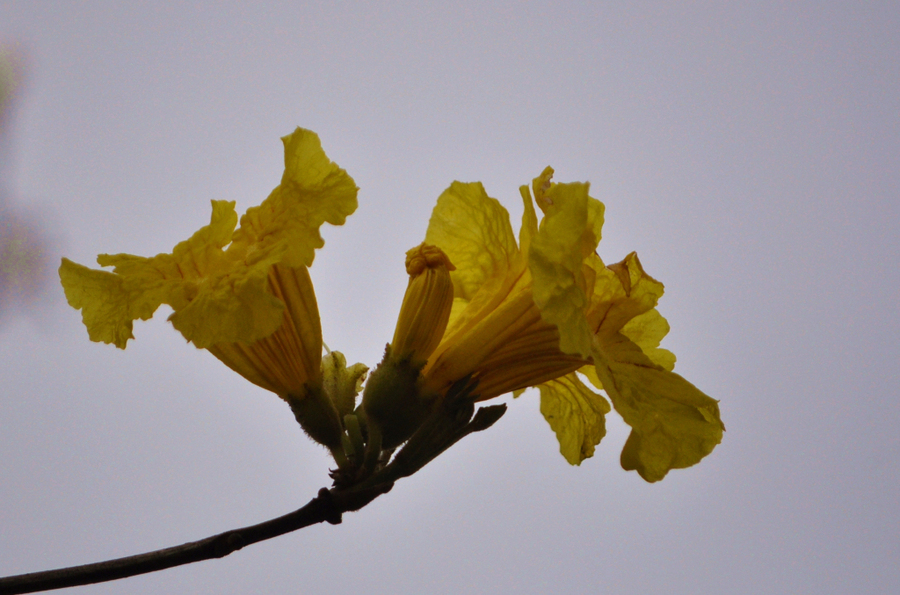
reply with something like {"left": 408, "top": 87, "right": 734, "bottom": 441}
{"left": 361, "top": 345, "right": 433, "bottom": 449}
{"left": 288, "top": 383, "right": 344, "bottom": 451}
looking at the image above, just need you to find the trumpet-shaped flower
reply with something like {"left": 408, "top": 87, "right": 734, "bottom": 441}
{"left": 418, "top": 173, "right": 590, "bottom": 401}
{"left": 59, "top": 128, "right": 366, "bottom": 453}
{"left": 413, "top": 167, "right": 723, "bottom": 481}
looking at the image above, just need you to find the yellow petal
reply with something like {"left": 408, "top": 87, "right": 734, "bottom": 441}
{"left": 621, "top": 308, "right": 676, "bottom": 371}
{"left": 60, "top": 200, "right": 242, "bottom": 349}
{"left": 425, "top": 181, "right": 520, "bottom": 302}
{"left": 539, "top": 372, "right": 611, "bottom": 465}
{"left": 92, "top": 199, "right": 288, "bottom": 349}
{"left": 230, "top": 128, "right": 358, "bottom": 269}
{"left": 602, "top": 252, "right": 664, "bottom": 331}
{"left": 59, "top": 259, "right": 135, "bottom": 349}
{"left": 421, "top": 280, "right": 534, "bottom": 398}
{"left": 591, "top": 332, "right": 723, "bottom": 482}
{"left": 527, "top": 171, "right": 604, "bottom": 358}
{"left": 580, "top": 252, "right": 722, "bottom": 480}
{"left": 169, "top": 266, "right": 284, "bottom": 349}
{"left": 531, "top": 166, "right": 555, "bottom": 213}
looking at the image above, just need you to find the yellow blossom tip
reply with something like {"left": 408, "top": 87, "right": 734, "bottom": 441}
{"left": 405, "top": 243, "right": 456, "bottom": 276}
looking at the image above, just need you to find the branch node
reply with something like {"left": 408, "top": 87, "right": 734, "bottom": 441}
{"left": 316, "top": 488, "right": 344, "bottom": 525}
{"left": 213, "top": 531, "right": 246, "bottom": 558}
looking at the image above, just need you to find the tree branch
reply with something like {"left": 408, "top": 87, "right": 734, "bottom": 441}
{"left": 0, "top": 399, "right": 506, "bottom": 594}
{"left": 0, "top": 483, "right": 392, "bottom": 595}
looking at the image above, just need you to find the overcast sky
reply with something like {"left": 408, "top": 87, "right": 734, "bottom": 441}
{"left": 1, "top": 2, "right": 898, "bottom": 594}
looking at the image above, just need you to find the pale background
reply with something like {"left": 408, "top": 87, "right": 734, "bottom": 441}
{"left": 1, "top": 2, "right": 898, "bottom": 594}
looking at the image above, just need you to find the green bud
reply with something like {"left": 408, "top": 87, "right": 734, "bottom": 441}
{"left": 362, "top": 345, "right": 433, "bottom": 449}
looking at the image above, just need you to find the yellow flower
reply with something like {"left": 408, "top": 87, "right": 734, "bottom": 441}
{"left": 413, "top": 167, "right": 723, "bottom": 481}
{"left": 59, "top": 126, "right": 722, "bottom": 482}
{"left": 418, "top": 170, "right": 592, "bottom": 401}
{"left": 59, "top": 128, "right": 367, "bottom": 453}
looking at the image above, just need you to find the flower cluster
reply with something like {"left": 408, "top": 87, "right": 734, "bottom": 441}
{"left": 61, "top": 129, "right": 723, "bottom": 482}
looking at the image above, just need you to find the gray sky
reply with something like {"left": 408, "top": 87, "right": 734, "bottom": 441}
{"left": 1, "top": 1, "right": 898, "bottom": 593}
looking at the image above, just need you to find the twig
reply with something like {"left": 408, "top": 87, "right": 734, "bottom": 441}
{"left": 0, "top": 483, "right": 391, "bottom": 595}
{"left": 0, "top": 400, "right": 506, "bottom": 594}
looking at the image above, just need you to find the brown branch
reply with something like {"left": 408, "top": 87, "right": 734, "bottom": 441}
{"left": 0, "top": 483, "right": 392, "bottom": 595}
{"left": 0, "top": 400, "right": 506, "bottom": 595}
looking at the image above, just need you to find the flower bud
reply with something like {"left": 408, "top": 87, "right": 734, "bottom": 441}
{"left": 321, "top": 350, "right": 368, "bottom": 419}
{"left": 361, "top": 244, "right": 456, "bottom": 448}
{"left": 390, "top": 243, "right": 455, "bottom": 367}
